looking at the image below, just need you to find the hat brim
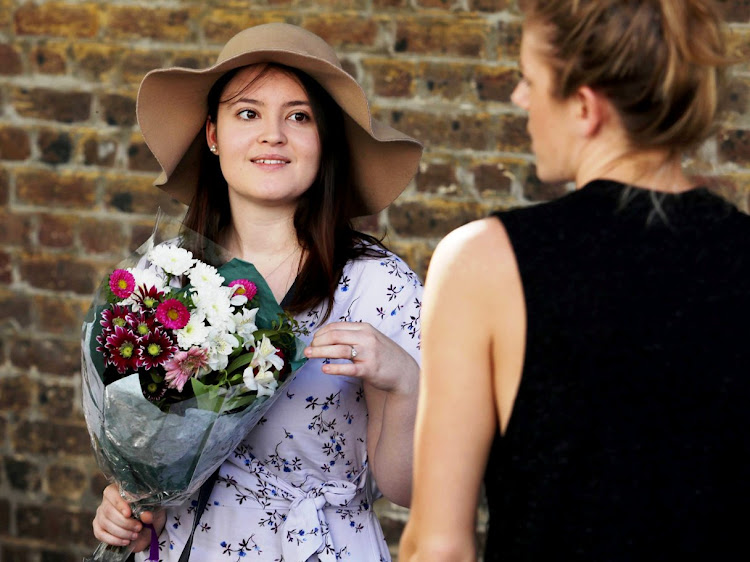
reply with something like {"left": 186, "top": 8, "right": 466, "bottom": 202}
{"left": 137, "top": 30, "right": 422, "bottom": 217}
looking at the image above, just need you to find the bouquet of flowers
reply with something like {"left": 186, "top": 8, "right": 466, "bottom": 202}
{"left": 81, "top": 215, "right": 307, "bottom": 562}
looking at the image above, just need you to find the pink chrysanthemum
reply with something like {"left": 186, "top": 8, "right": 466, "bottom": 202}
{"left": 104, "top": 325, "right": 140, "bottom": 374}
{"left": 228, "top": 279, "right": 258, "bottom": 301}
{"left": 155, "top": 299, "right": 191, "bottom": 330}
{"left": 138, "top": 328, "right": 177, "bottom": 370}
{"left": 163, "top": 347, "right": 211, "bottom": 392}
{"left": 97, "top": 305, "right": 131, "bottom": 352}
{"left": 109, "top": 269, "right": 136, "bottom": 299}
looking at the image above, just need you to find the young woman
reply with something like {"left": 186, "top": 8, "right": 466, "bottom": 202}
{"left": 92, "top": 23, "right": 423, "bottom": 561}
{"left": 401, "top": 1, "right": 750, "bottom": 560}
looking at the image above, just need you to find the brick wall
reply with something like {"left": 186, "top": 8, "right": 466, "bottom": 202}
{"left": 0, "top": 1, "right": 748, "bottom": 560}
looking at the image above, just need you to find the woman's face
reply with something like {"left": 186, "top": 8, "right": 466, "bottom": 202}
{"left": 511, "top": 24, "right": 578, "bottom": 184}
{"left": 206, "top": 66, "right": 322, "bottom": 211}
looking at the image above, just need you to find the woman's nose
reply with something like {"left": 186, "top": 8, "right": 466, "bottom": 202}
{"left": 259, "top": 118, "right": 286, "bottom": 145}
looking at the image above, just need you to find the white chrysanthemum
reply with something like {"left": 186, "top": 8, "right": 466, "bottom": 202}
{"left": 188, "top": 262, "right": 224, "bottom": 290}
{"left": 147, "top": 244, "right": 196, "bottom": 276}
{"left": 203, "top": 330, "right": 239, "bottom": 371}
{"left": 234, "top": 307, "right": 259, "bottom": 348}
{"left": 250, "top": 335, "right": 285, "bottom": 373}
{"left": 176, "top": 311, "right": 210, "bottom": 349}
{"left": 192, "top": 288, "right": 235, "bottom": 331}
{"left": 243, "top": 364, "right": 279, "bottom": 397}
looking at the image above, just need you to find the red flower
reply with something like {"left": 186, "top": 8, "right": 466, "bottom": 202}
{"left": 155, "top": 299, "right": 191, "bottom": 330}
{"left": 228, "top": 279, "right": 258, "bottom": 301}
{"left": 104, "top": 325, "right": 140, "bottom": 374}
{"left": 109, "top": 269, "right": 135, "bottom": 299}
{"left": 97, "top": 305, "right": 131, "bottom": 352}
{"left": 138, "top": 328, "right": 177, "bottom": 370}
{"left": 126, "top": 311, "right": 156, "bottom": 338}
{"left": 135, "top": 285, "right": 164, "bottom": 312}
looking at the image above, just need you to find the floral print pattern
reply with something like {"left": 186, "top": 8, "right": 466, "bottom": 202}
{"left": 137, "top": 247, "right": 422, "bottom": 562}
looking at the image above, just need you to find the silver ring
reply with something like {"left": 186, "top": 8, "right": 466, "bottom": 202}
{"left": 350, "top": 345, "right": 358, "bottom": 360}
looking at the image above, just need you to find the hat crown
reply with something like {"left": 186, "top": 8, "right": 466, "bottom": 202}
{"left": 216, "top": 23, "right": 342, "bottom": 70}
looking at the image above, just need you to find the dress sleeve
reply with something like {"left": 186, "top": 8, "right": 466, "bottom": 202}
{"left": 340, "top": 251, "right": 423, "bottom": 365}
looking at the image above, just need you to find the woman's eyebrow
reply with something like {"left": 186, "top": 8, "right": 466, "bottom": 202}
{"left": 230, "top": 98, "right": 311, "bottom": 108}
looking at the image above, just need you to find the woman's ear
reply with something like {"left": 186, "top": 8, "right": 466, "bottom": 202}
{"left": 205, "top": 118, "right": 218, "bottom": 151}
{"left": 575, "top": 86, "right": 608, "bottom": 138}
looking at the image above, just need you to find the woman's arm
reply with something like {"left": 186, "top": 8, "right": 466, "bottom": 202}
{"left": 399, "top": 217, "right": 525, "bottom": 561}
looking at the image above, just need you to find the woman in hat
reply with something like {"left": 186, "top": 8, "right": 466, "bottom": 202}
{"left": 401, "top": 0, "right": 750, "bottom": 560}
{"left": 92, "top": 23, "right": 423, "bottom": 561}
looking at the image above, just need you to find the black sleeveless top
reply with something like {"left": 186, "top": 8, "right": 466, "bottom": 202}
{"left": 484, "top": 180, "right": 750, "bottom": 560}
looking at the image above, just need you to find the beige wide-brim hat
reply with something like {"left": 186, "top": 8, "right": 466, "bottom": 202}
{"left": 136, "top": 22, "right": 423, "bottom": 217}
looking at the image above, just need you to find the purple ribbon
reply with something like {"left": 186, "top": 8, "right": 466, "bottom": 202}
{"left": 143, "top": 522, "right": 160, "bottom": 561}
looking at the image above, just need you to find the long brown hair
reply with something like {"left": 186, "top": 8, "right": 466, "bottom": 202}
{"left": 520, "top": 0, "right": 732, "bottom": 154}
{"left": 181, "top": 64, "right": 386, "bottom": 322}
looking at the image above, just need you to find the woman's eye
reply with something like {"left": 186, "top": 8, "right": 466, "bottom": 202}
{"left": 289, "top": 112, "right": 310, "bottom": 123}
{"left": 238, "top": 109, "right": 257, "bottom": 119}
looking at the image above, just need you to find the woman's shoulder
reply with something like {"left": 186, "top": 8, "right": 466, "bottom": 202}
{"left": 344, "top": 241, "right": 423, "bottom": 291}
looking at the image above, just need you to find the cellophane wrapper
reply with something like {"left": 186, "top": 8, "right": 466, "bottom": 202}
{"left": 81, "top": 211, "right": 306, "bottom": 561}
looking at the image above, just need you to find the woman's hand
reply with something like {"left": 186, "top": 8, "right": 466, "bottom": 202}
{"left": 304, "top": 321, "right": 419, "bottom": 395}
{"left": 92, "top": 484, "right": 165, "bottom": 552}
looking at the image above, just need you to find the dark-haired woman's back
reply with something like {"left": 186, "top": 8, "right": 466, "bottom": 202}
{"left": 484, "top": 180, "right": 750, "bottom": 560}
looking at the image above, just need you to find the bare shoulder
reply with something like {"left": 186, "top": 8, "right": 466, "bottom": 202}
{"left": 427, "top": 217, "right": 516, "bottom": 291}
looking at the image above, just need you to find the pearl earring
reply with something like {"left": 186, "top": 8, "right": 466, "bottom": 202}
{"left": 210, "top": 144, "right": 218, "bottom": 154}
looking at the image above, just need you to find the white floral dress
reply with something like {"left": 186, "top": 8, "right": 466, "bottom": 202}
{"left": 137, "top": 248, "right": 422, "bottom": 562}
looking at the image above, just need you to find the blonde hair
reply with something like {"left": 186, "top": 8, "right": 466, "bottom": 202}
{"left": 520, "top": 0, "right": 732, "bottom": 154}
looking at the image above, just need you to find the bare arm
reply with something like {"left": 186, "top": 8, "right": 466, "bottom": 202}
{"left": 400, "top": 218, "right": 525, "bottom": 561}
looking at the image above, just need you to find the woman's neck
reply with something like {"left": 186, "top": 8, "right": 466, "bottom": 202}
{"left": 575, "top": 145, "right": 693, "bottom": 194}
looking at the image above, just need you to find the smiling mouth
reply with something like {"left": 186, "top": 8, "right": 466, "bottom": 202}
{"left": 252, "top": 159, "right": 290, "bottom": 165}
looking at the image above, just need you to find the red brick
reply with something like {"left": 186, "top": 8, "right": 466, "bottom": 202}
{"left": 12, "top": 88, "right": 92, "bottom": 123}
{"left": 38, "top": 382, "right": 75, "bottom": 419}
{"left": 0, "top": 126, "right": 31, "bottom": 161}
{"left": 16, "top": 169, "right": 97, "bottom": 209}
{"left": 396, "top": 18, "right": 489, "bottom": 57}
{"left": 46, "top": 463, "right": 88, "bottom": 501}
{"left": 363, "top": 59, "right": 416, "bottom": 98}
{"left": 387, "top": 109, "right": 492, "bottom": 151}
{"left": 30, "top": 43, "right": 67, "bottom": 75}
{"left": 0, "top": 376, "right": 34, "bottom": 413}
{"left": 38, "top": 129, "right": 73, "bottom": 165}
{"left": 497, "top": 20, "right": 522, "bottom": 60}
{"left": 470, "top": 0, "right": 512, "bottom": 10}
{"left": 415, "top": 162, "right": 460, "bottom": 195}
{"left": 0, "top": 498, "right": 8, "bottom": 534}
{"left": 0, "top": 209, "right": 32, "bottom": 245}
{"left": 98, "top": 93, "right": 137, "bottom": 127}
{"left": 13, "top": 420, "right": 92, "bottom": 456}
{"left": 0, "top": 43, "right": 22, "bottom": 75}
{"left": 0, "top": 167, "right": 9, "bottom": 205}
{"left": 0, "top": 250, "right": 11, "bottom": 283}
{"left": 352, "top": 213, "right": 382, "bottom": 235}
{"left": 718, "top": 128, "right": 750, "bottom": 166}
{"left": 374, "top": 0, "right": 407, "bottom": 6}
{"left": 106, "top": 6, "right": 194, "bottom": 41}
{"left": 495, "top": 114, "right": 531, "bottom": 153}
{"left": 73, "top": 43, "right": 120, "bottom": 82}
{"left": 15, "top": 2, "right": 99, "bottom": 38}
{"left": 522, "top": 164, "right": 570, "bottom": 202}
{"left": 717, "top": 0, "right": 750, "bottom": 22}
{"left": 9, "top": 336, "right": 81, "bottom": 376}
{"left": 16, "top": 503, "right": 96, "bottom": 544}
{"left": 4, "top": 455, "right": 42, "bottom": 492}
{"left": 725, "top": 76, "right": 749, "bottom": 116}
{"left": 419, "top": 62, "right": 470, "bottom": 100}
{"left": 127, "top": 140, "right": 160, "bottom": 172}
{"left": 473, "top": 162, "right": 513, "bottom": 196}
{"left": 79, "top": 217, "right": 128, "bottom": 254}
{"left": 0, "top": 288, "right": 32, "bottom": 329}
{"left": 303, "top": 15, "right": 379, "bottom": 47}
{"left": 38, "top": 213, "right": 76, "bottom": 249}
{"left": 82, "top": 134, "right": 117, "bottom": 168}
{"left": 476, "top": 66, "right": 519, "bottom": 102}
{"left": 33, "top": 293, "right": 92, "bottom": 336}
{"left": 104, "top": 174, "right": 184, "bottom": 216}
{"left": 388, "top": 199, "right": 486, "bottom": 238}
{"left": 20, "top": 254, "right": 100, "bottom": 294}
{"left": 121, "top": 50, "right": 167, "bottom": 85}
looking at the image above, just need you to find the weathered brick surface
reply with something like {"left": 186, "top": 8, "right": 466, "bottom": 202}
{"left": 1, "top": 1, "right": 748, "bottom": 560}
